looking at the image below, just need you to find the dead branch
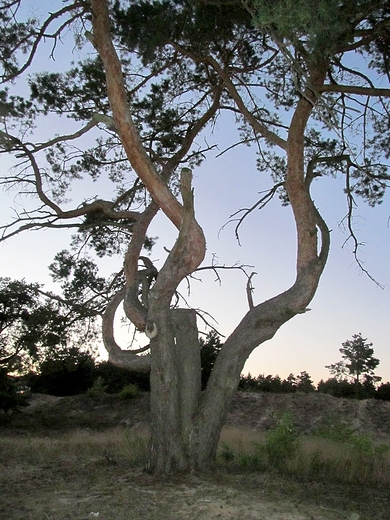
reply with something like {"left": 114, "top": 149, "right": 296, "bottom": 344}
{"left": 221, "top": 182, "right": 284, "bottom": 245}
{"left": 246, "top": 271, "right": 257, "bottom": 310}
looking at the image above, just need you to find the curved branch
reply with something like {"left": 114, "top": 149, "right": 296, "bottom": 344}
{"left": 149, "top": 169, "right": 206, "bottom": 309}
{"left": 102, "top": 287, "right": 151, "bottom": 372}
{"left": 123, "top": 202, "right": 160, "bottom": 330}
{"left": 1, "top": 2, "right": 86, "bottom": 83}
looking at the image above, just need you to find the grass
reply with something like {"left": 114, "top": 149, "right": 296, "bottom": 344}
{"left": 1, "top": 417, "right": 389, "bottom": 488}
{"left": 217, "top": 417, "right": 390, "bottom": 488}
{"left": 1, "top": 423, "right": 389, "bottom": 520}
{"left": 0, "top": 426, "right": 150, "bottom": 471}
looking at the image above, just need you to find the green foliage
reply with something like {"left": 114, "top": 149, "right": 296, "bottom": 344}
{"left": 314, "top": 415, "right": 360, "bottom": 443}
{"left": 119, "top": 383, "right": 139, "bottom": 400}
{"left": 265, "top": 413, "right": 300, "bottom": 468}
{"left": 251, "top": 0, "right": 355, "bottom": 58}
{"left": 0, "top": 277, "right": 100, "bottom": 375}
{"left": 87, "top": 376, "right": 109, "bottom": 397}
{"left": 239, "top": 371, "right": 315, "bottom": 393}
{"left": 313, "top": 415, "right": 389, "bottom": 464}
{"left": 317, "top": 377, "right": 358, "bottom": 398}
{"left": 375, "top": 382, "right": 390, "bottom": 401}
{"left": 93, "top": 361, "right": 150, "bottom": 392}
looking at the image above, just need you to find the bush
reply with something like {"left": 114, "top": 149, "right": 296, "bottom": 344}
{"left": 375, "top": 382, "right": 390, "bottom": 401}
{"left": 92, "top": 362, "right": 150, "bottom": 393}
{"left": 265, "top": 413, "right": 300, "bottom": 468}
{"left": 119, "top": 383, "right": 139, "bottom": 399}
{"left": 87, "top": 376, "right": 108, "bottom": 397}
{"left": 317, "top": 377, "right": 358, "bottom": 398}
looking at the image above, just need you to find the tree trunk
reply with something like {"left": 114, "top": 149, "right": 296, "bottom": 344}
{"left": 148, "top": 308, "right": 202, "bottom": 473}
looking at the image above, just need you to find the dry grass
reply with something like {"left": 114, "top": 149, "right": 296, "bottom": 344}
{"left": 217, "top": 425, "right": 390, "bottom": 487}
{"left": 1, "top": 422, "right": 389, "bottom": 487}
{"left": 0, "top": 425, "right": 150, "bottom": 472}
{"left": 1, "top": 425, "right": 389, "bottom": 520}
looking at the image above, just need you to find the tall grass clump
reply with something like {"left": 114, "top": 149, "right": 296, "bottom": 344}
{"left": 217, "top": 414, "right": 301, "bottom": 472}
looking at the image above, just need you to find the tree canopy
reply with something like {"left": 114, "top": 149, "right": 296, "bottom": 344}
{"left": 0, "top": 276, "right": 99, "bottom": 373}
{"left": 0, "top": 0, "right": 389, "bottom": 473}
{"left": 326, "top": 333, "right": 381, "bottom": 384}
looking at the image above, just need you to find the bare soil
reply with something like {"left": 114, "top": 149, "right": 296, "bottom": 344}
{"left": 1, "top": 392, "right": 389, "bottom": 520}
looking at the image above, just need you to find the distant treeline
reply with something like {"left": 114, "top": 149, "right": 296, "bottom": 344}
{"left": 239, "top": 372, "right": 390, "bottom": 400}
{"left": 2, "top": 352, "right": 390, "bottom": 414}
{"left": 11, "top": 361, "right": 390, "bottom": 401}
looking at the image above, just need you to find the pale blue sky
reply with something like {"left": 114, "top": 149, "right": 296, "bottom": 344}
{"left": 0, "top": 1, "right": 389, "bottom": 385}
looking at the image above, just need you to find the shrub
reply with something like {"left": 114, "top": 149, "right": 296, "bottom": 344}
{"left": 87, "top": 376, "right": 108, "bottom": 397}
{"left": 265, "top": 413, "right": 300, "bottom": 468}
{"left": 92, "top": 361, "right": 150, "bottom": 393}
{"left": 29, "top": 349, "right": 95, "bottom": 396}
{"left": 376, "top": 382, "right": 390, "bottom": 401}
{"left": 119, "top": 383, "right": 139, "bottom": 399}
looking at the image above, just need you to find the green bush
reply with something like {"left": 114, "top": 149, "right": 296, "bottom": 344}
{"left": 87, "top": 376, "right": 109, "bottom": 396}
{"left": 119, "top": 383, "right": 139, "bottom": 399}
{"left": 92, "top": 361, "right": 150, "bottom": 392}
{"left": 265, "top": 413, "right": 300, "bottom": 468}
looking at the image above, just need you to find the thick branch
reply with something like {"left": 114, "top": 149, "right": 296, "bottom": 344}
{"left": 90, "top": 0, "right": 184, "bottom": 229}
{"left": 319, "top": 84, "right": 390, "bottom": 97}
{"left": 123, "top": 202, "right": 159, "bottom": 330}
{"left": 102, "top": 287, "right": 151, "bottom": 371}
{"left": 149, "top": 168, "right": 206, "bottom": 309}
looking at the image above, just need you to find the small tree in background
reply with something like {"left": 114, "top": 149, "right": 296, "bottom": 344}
{"left": 295, "top": 371, "right": 315, "bottom": 393}
{"left": 326, "top": 333, "right": 381, "bottom": 386}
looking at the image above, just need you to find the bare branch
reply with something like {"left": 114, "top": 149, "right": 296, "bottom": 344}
{"left": 342, "top": 164, "right": 384, "bottom": 289}
{"left": 319, "top": 84, "right": 390, "bottom": 97}
{"left": 1, "top": 2, "right": 86, "bottom": 83}
{"left": 168, "top": 41, "right": 287, "bottom": 150}
{"left": 246, "top": 272, "right": 257, "bottom": 310}
{"left": 222, "top": 182, "right": 284, "bottom": 245}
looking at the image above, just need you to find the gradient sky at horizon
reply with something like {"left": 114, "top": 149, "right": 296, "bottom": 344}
{"left": 0, "top": 1, "right": 389, "bottom": 385}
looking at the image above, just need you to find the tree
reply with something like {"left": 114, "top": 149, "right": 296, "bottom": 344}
{"left": 295, "top": 371, "right": 315, "bottom": 393}
{"left": 29, "top": 347, "right": 96, "bottom": 396}
{"left": 0, "top": 0, "right": 389, "bottom": 473}
{"left": 326, "top": 333, "right": 381, "bottom": 385}
{"left": 0, "top": 276, "right": 99, "bottom": 374}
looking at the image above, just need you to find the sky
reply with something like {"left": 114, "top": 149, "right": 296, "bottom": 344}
{"left": 0, "top": 1, "right": 389, "bottom": 385}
